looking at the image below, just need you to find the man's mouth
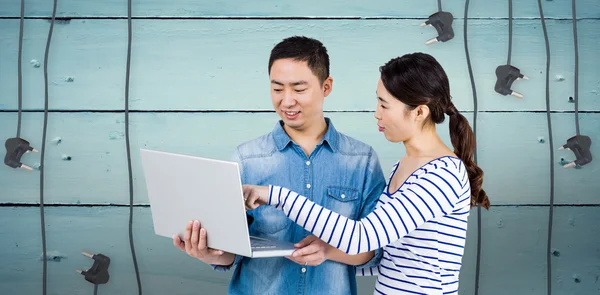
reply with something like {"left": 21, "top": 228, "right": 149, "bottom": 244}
{"left": 283, "top": 111, "right": 301, "bottom": 120}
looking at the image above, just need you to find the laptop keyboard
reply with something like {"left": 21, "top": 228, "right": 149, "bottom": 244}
{"left": 250, "top": 238, "right": 277, "bottom": 249}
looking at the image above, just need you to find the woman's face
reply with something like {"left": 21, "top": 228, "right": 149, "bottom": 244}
{"left": 374, "top": 78, "right": 420, "bottom": 143}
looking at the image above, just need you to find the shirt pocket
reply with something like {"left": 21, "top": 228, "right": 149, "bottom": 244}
{"left": 250, "top": 205, "right": 292, "bottom": 235}
{"left": 326, "top": 186, "right": 361, "bottom": 219}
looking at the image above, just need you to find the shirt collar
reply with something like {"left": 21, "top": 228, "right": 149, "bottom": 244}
{"left": 272, "top": 117, "right": 339, "bottom": 152}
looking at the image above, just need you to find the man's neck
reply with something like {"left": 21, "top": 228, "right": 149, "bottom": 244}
{"left": 283, "top": 118, "right": 328, "bottom": 156}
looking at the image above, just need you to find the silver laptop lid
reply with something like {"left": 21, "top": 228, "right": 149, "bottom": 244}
{"left": 140, "top": 148, "right": 252, "bottom": 257}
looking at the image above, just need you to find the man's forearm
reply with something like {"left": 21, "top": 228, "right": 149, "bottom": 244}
{"left": 327, "top": 248, "right": 374, "bottom": 266}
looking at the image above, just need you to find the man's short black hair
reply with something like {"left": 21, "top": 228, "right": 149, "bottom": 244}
{"left": 268, "top": 36, "right": 330, "bottom": 84}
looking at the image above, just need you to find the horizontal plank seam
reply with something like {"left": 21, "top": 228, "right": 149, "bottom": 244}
{"left": 0, "top": 16, "right": 598, "bottom": 21}
{"left": 0, "top": 110, "right": 598, "bottom": 114}
{"left": 0, "top": 203, "right": 598, "bottom": 207}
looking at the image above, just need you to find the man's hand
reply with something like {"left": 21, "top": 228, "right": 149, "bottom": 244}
{"left": 287, "top": 235, "right": 330, "bottom": 267}
{"left": 173, "top": 220, "right": 235, "bottom": 266}
{"left": 242, "top": 184, "right": 270, "bottom": 210}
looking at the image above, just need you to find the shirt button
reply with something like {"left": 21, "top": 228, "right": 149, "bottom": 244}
{"left": 341, "top": 193, "right": 346, "bottom": 199}
{"left": 301, "top": 268, "right": 307, "bottom": 273}
{"left": 306, "top": 184, "right": 311, "bottom": 189}
{"left": 306, "top": 161, "right": 311, "bottom": 166}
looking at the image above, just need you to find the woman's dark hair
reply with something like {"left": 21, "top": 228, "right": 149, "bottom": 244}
{"left": 379, "top": 52, "right": 490, "bottom": 209}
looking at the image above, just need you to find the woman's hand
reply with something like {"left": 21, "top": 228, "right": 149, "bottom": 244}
{"left": 242, "top": 184, "right": 270, "bottom": 210}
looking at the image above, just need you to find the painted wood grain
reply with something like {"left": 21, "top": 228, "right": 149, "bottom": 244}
{"left": 0, "top": 112, "right": 598, "bottom": 205}
{"left": 0, "top": 0, "right": 599, "bottom": 18}
{"left": 1, "top": 19, "right": 599, "bottom": 112}
{"left": 475, "top": 206, "right": 600, "bottom": 295}
{"left": 0, "top": 206, "right": 598, "bottom": 295}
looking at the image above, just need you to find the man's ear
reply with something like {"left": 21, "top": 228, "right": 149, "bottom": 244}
{"left": 323, "top": 77, "right": 333, "bottom": 97}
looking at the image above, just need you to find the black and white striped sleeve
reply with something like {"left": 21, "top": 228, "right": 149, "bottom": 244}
{"left": 267, "top": 165, "right": 469, "bottom": 255}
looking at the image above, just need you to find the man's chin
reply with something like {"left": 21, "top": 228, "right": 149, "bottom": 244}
{"left": 280, "top": 119, "right": 304, "bottom": 130}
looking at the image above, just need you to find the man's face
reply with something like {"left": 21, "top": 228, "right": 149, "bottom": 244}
{"left": 269, "top": 58, "right": 332, "bottom": 132}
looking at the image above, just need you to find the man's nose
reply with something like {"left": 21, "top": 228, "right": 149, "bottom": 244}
{"left": 281, "top": 90, "right": 296, "bottom": 107}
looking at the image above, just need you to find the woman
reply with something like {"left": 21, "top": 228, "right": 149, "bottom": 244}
{"left": 243, "top": 52, "right": 490, "bottom": 295}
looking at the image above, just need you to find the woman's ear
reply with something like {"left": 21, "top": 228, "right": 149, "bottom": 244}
{"left": 414, "top": 105, "right": 430, "bottom": 122}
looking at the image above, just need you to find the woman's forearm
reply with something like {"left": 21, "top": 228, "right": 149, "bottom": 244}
{"left": 327, "top": 248, "right": 375, "bottom": 266}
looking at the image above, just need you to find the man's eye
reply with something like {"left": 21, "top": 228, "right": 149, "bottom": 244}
{"left": 295, "top": 89, "right": 307, "bottom": 93}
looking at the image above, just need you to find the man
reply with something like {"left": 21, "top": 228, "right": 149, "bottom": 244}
{"left": 173, "top": 36, "right": 386, "bottom": 295}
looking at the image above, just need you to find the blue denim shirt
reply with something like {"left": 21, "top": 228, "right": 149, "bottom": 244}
{"left": 213, "top": 118, "right": 386, "bottom": 295}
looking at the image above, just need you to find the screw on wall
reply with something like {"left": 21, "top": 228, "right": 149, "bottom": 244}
{"left": 30, "top": 59, "right": 40, "bottom": 68}
{"left": 39, "top": 251, "right": 67, "bottom": 262}
{"left": 496, "top": 218, "right": 504, "bottom": 228}
{"left": 559, "top": 157, "right": 569, "bottom": 166}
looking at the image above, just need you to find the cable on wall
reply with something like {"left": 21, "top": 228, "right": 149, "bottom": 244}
{"left": 463, "top": 1, "right": 482, "bottom": 294}
{"left": 558, "top": 0, "right": 593, "bottom": 169}
{"left": 77, "top": 251, "right": 111, "bottom": 294}
{"left": 4, "top": 1, "right": 39, "bottom": 173}
{"left": 421, "top": 0, "right": 454, "bottom": 45}
{"left": 494, "top": 0, "right": 528, "bottom": 99}
{"left": 573, "top": 0, "right": 580, "bottom": 138}
{"left": 534, "top": 0, "right": 554, "bottom": 294}
{"left": 17, "top": 0, "right": 24, "bottom": 139}
{"left": 40, "top": 0, "right": 59, "bottom": 294}
{"left": 124, "top": 0, "right": 143, "bottom": 293}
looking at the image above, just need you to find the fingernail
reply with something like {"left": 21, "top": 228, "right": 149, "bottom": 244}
{"left": 200, "top": 228, "right": 206, "bottom": 235}
{"left": 194, "top": 220, "right": 199, "bottom": 227}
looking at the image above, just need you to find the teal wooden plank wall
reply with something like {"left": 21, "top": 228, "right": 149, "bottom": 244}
{"left": 0, "top": 0, "right": 599, "bottom": 294}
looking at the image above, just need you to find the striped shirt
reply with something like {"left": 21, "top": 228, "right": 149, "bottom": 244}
{"left": 267, "top": 156, "right": 471, "bottom": 295}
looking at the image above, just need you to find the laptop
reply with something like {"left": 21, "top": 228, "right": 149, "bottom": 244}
{"left": 139, "top": 148, "right": 296, "bottom": 258}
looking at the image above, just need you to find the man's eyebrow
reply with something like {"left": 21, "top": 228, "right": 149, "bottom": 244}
{"left": 270, "top": 80, "right": 308, "bottom": 86}
{"left": 291, "top": 81, "right": 308, "bottom": 86}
